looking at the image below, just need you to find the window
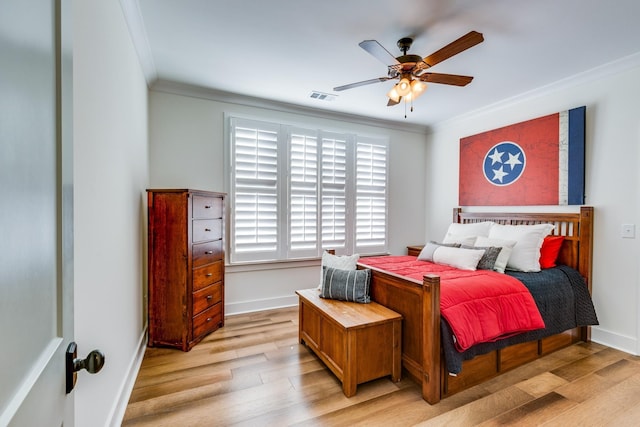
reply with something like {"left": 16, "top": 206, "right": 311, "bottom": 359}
{"left": 228, "top": 116, "right": 388, "bottom": 263}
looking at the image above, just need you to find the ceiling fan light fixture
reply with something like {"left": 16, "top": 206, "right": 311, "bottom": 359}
{"left": 403, "top": 80, "right": 428, "bottom": 103}
{"left": 411, "top": 79, "right": 427, "bottom": 94}
{"left": 396, "top": 77, "right": 411, "bottom": 96}
{"left": 409, "top": 80, "right": 427, "bottom": 100}
{"left": 386, "top": 85, "right": 400, "bottom": 103}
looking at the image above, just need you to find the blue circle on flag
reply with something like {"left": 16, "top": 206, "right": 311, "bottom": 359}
{"left": 483, "top": 141, "right": 526, "bottom": 186}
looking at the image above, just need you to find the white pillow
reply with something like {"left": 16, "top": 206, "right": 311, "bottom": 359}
{"left": 318, "top": 251, "right": 360, "bottom": 288}
{"left": 474, "top": 236, "right": 517, "bottom": 273}
{"left": 487, "top": 224, "right": 555, "bottom": 272}
{"left": 431, "top": 246, "right": 486, "bottom": 271}
{"left": 442, "top": 234, "right": 478, "bottom": 246}
{"left": 442, "top": 221, "right": 494, "bottom": 245}
{"left": 417, "top": 241, "right": 460, "bottom": 261}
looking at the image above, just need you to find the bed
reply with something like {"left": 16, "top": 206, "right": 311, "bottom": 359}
{"left": 356, "top": 206, "right": 596, "bottom": 404}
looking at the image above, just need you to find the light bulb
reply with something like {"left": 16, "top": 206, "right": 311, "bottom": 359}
{"left": 396, "top": 77, "right": 411, "bottom": 96}
{"left": 386, "top": 85, "right": 400, "bottom": 103}
{"left": 411, "top": 80, "right": 426, "bottom": 94}
{"left": 410, "top": 80, "right": 427, "bottom": 100}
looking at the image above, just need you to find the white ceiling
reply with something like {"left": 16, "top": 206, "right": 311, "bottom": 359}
{"left": 132, "top": 0, "right": 640, "bottom": 126}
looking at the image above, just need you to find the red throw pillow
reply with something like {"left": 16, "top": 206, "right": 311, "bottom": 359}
{"left": 539, "top": 235, "right": 564, "bottom": 269}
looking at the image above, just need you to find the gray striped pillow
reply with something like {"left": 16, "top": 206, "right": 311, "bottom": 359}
{"left": 320, "top": 266, "right": 371, "bottom": 303}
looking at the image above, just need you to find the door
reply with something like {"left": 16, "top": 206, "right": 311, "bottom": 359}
{"left": 0, "top": 0, "right": 74, "bottom": 425}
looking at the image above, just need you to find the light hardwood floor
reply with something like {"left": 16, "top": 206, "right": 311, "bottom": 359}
{"left": 123, "top": 306, "right": 640, "bottom": 426}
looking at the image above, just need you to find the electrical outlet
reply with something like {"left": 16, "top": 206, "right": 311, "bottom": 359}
{"left": 621, "top": 224, "right": 635, "bottom": 239}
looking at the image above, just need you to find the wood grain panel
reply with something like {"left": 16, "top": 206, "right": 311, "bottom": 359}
{"left": 192, "top": 260, "right": 222, "bottom": 291}
{"left": 192, "top": 219, "right": 222, "bottom": 242}
{"left": 192, "top": 240, "right": 223, "bottom": 267}
{"left": 192, "top": 195, "right": 222, "bottom": 219}
{"left": 192, "top": 282, "right": 222, "bottom": 315}
{"left": 501, "top": 340, "right": 540, "bottom": 371}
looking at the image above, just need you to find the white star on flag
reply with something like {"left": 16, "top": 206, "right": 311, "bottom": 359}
{"left": 492, "top": 165, "right": 509, "bottom": 183}
{"left": 505, "top": 152, "right": 523, "bottom": 170}
{"left": 488, "top": 148, "right": 504, "bottom": 165}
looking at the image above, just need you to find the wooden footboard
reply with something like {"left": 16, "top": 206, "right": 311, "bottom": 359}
{"left": 363, "top": 206, "right": 594, "bottom": 404}
{"left": 367, "top": 268, "right": 443, "bottom": 403}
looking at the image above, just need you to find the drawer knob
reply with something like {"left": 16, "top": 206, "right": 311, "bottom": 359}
{"left": 206, "top": 273, "right": 213, "bottom": 277}
{"left": 206, "top": 317, "right": 212, "bottom": 322}
{"left": 205, "top": 205, "right": 211, "bottom": 209}
{"left": 205, "top": 250, "right": 213, "bottom": 254}
{"left": 206, "top": 295, "right": 213, "bottom": 301}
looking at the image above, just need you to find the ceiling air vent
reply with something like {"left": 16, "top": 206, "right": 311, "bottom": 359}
{"left": 309, "top": 91, "right": 336, "bottom": 102}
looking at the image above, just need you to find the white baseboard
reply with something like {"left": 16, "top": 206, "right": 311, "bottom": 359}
{"left": 108, "top": 327, "right": 148, "bottom": 427}
{"left": 590, "top": 326, "right": 638, "bottom": 356}
{"left": 225, "top": 294, "right": 298, "bottom": 316}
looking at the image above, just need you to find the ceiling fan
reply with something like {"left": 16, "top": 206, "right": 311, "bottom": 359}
{"left": 334, "top": 31, "right": 484, "bottom": 110}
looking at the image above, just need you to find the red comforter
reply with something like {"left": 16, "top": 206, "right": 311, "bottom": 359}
{"left": 358, "top": 256, "right": 545, "bottom": 352}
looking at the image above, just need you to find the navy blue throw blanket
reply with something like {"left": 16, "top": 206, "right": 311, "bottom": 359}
{"left": 441, "top": 265, "right": 599, "bottom": 375}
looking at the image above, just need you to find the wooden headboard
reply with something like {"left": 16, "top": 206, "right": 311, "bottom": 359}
{"left": 453, "top": 206, "right": 594, "bottom": 292}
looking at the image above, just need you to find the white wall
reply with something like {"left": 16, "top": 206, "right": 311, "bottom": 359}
{"left": 148, "top": 87, "right": 427, "bottom": 314}
{"left": 73, "top": 0, "right": 149, "bottom": 425}
{"left": 425, "top": 57, "right": 640, "bottom": 355}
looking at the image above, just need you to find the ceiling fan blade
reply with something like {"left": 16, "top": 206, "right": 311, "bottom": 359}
{"left": 423, "top": 30, "right": 484, "bottom": 67}
{"left": 419, "top": 72, "right": 474, "bottom": 86}
{"left": 359, "top": 40, "right": 401, "bottom": 65}
{"left": 333, "top": 77, "right": 391, "bottom": 92}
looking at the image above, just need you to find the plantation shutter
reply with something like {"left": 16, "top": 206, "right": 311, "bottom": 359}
{"left": 320, "top": 133, "right": 348, "bottom": 252}
{"left": 288, "top": 129, "right": 318, "bottom": 257}
{"left": 355, "top": 138, "right": 388, "bottom": 253}
{"left": 227, "top": 115, "right": 388, "bottom": 263}
{"left": 230, "top": 118, "right": 280, "bottom": 262}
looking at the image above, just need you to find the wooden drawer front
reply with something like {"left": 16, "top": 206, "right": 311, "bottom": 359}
{"left": 192, "top": 304, "right": 222, "bottom": 339}
{"left": 193, "top": 283, "right": 222, "bottom": 315}
{"left": 500, "top": 340, "right": 539, "bottom": 372}
{"left": 193, "top": 195, "right": 222, "bottom": 219}
{"left": 192, "top": 219, "right": 222, "bottom": 243}
{"left": 446, "top": 351, "right": 498, "bottom": 396}
{"left": 193, "top": 240, "right": 223, "bottom": 267}
{"left": 193, "top": 261, "right": 223, "bottom": 291}
{"left": 541, "top": 330, "right": 576, "bottom": 355}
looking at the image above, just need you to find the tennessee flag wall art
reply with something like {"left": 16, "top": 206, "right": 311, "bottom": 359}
{"left": 459, "top": 106, "right": 586, "bottom": 206}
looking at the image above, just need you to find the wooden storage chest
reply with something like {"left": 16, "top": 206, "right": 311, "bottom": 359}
{"left": 296, "top": 288, "right": 402, "bottom": 396}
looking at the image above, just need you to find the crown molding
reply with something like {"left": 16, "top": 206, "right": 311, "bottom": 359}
{"left": 150, "top": 79, "right": 430, "bottom": 135}
{"left": 120, "top": 0, "right": 157, "bottom": 85}
{"left": 431, "top": 51, "right": 640, "bottom": 132}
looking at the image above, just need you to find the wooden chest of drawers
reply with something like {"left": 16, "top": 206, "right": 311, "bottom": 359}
{"left": 147, "top": 189, "right": 225, "bottom": 351}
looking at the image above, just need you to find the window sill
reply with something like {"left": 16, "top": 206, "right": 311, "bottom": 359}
{"left": 225, "top": 251, "right": 390, "bottom": 273}
{"left": 225, "top": 258, "right": 320, "bottom": 273}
